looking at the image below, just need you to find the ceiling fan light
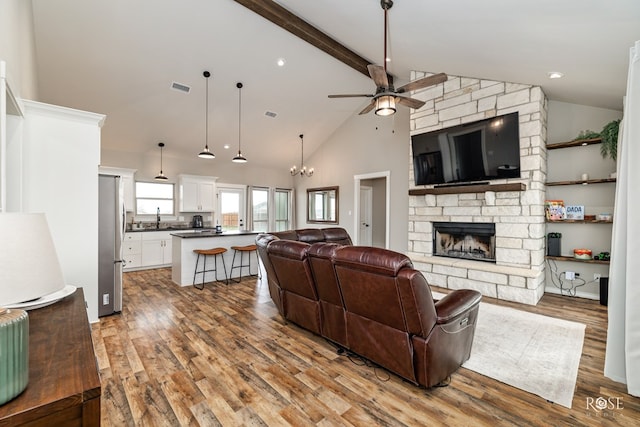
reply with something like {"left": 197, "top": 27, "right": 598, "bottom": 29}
{"left": 375, "top": 95, "right": 396, "bottom": 116}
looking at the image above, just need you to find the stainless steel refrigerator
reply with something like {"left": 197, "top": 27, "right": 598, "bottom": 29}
{"left": 98, "top": 174, "right": 125, "bottom": 317}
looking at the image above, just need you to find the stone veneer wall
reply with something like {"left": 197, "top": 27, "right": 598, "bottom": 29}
{"left": 408, "top": 72, "right": 548, "bottom": 305}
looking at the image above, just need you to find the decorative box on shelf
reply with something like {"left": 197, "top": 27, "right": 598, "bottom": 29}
{"left": 565, "top": 205, "right": 585, "bottom": 220}
{"left": 544, "top": 200, "right": 565, "bottom": 220}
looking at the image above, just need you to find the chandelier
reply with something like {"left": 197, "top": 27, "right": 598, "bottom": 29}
{"left": 290, "top": 134, "right": 313, "bottom": 177}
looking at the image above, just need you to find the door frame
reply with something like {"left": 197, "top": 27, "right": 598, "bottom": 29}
{"left": 216, "top": 183, "right": 247, "bottom": 230}
{"left": 353, "top": 171, "right": 390, "bottom": 248}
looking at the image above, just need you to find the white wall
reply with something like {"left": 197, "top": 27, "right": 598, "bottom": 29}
{"left": 294, "top": 108, "right": 410, "bottom": 253}
{"left": 0, "top": 0, "right": 38, "bottom": 100}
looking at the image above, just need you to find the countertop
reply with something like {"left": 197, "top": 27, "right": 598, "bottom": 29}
{"left": 170, "top": 230, "right": 260, "bottom": 238}
{"left": 126, "top": 227, "right": 216, "bottom": 233}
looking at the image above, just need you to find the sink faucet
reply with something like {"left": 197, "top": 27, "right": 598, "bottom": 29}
{"left": 156, "top": 207, "right": 161, "bottom": 229}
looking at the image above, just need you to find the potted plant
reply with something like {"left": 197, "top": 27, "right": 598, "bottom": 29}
{"left": 600, "top": 119, "right": 621, "bottom": 161}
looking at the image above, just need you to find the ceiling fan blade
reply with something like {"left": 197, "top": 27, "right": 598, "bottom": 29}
{"left": 359, "top": 100, "right": 376, "bottom": 115}
{"left": 367, "top": 64, "right": 389, "bottom": 89}
{"left": 396, "top": 95, "right": 426, "bottom": 110}
{"left": 396, "top": 73, "right": 447, "bottom": 93}
{"left": 328, "top": 94, "right": 373, "bottom": 98}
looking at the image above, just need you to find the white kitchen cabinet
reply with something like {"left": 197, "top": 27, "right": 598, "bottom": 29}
{"left": 122, "top": 232, "right": 142, "bottom": 269}
{"left": 140, "top": 231, "right": 173, "bottom": 268}
{"left": 99, "top": 166, "right": 136, "bottom": 211}
{"left": 178, "top": 174, "right": 217, "bottom": 212}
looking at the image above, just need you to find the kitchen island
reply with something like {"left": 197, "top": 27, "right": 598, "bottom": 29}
{"left": 171, "top": 230, "right": 260, "bottom": 286}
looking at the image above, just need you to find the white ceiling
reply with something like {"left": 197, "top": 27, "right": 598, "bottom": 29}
{"left": 30, "top": 0, "right": 640, "bottom": 170}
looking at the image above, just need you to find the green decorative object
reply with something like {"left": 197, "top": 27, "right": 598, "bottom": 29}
{"left": 0, "top": 308, "right": 29, "bottom": 405}
{"left": 600, "top": 119, "right": 621, "bottom": 161}
{"left": 572, "top": 130, "right": 600, "bottom": 141}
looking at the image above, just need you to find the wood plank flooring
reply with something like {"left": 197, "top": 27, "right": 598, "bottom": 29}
{"left": 92, "top": 268, "right": 640, "bottom": 426}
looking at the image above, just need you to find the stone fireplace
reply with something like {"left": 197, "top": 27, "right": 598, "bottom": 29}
{"left": 408, "top": 73, "right": 548, "bottom": 305}
{"left": 433, "top": 222, "right": 496, "bottom": 262}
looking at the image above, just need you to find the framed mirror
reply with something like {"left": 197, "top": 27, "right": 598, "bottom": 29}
{"left": 307, "top": 186, "right": 338, "bottom": 224}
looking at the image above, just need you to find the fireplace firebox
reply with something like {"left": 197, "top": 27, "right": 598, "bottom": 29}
{"left": 433, "top": 222, "right": 496, "bottom": 262}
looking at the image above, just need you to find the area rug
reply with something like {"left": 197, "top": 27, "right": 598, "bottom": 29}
{"left": 434, "top": 292, "right": 586, "bottom": 409}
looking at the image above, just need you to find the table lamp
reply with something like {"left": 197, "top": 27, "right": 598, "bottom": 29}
{"left": 0, "top": 213, "right": 66, "bottom": 405}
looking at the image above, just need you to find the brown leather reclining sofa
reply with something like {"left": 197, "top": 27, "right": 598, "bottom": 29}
{"left": 256, "top": 227, "right": 482, "bottom": 388}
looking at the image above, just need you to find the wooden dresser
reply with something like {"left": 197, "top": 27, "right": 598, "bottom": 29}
{"left": 0, "top": 288, "right": 101, "bottom": 426}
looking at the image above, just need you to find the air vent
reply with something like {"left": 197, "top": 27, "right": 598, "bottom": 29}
{"left": 171, "top": 82, "right": 191, "bottom": 93}
{"left": 264, "top": 111, "right": 278, "bottom": 118}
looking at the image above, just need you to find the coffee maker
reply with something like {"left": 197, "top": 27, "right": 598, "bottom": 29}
{"left": 191, "top": 215, "right": 204, "bottom": 228}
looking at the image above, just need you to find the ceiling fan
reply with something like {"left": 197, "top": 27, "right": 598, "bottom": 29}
{"left": 328, "top": 0, "right": 447, "bottom": 116}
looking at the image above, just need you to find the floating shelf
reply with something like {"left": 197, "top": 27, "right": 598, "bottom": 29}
{"left": 547, "top": 178, "right": 616, "bottom": 186}
{"left": 546, "top": 137, "right": 602, "bottom": 150}
{"left": 545, "top": 255, "right": 610, "bottom": 265}
{"left": 408, "top": 183, "right": 526, "bottom": 196}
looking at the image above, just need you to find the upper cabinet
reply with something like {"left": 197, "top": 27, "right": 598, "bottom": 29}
{"left": 178, "top": 174, "right": 217, "bottom": 212}
{"left": 99, "top": 166, "right": 136, "bottom": 211}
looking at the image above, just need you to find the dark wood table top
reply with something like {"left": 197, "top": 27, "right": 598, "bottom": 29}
{"left": 0, "top": 287, "right": 100, "bottom": 426}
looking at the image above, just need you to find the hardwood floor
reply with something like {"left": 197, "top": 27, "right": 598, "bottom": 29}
{"left": 92, "top": 268, "right": 640, "bottom": 426}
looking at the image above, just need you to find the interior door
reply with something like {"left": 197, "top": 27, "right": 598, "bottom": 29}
{"left": 359, "top": 185, "right": 373, "bottom": 246}
{"left": 218, "top": 186, "right": 246, "bottom": 230}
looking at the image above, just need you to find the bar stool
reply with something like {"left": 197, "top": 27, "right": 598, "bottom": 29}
{"left": 193, "top": 247, "right": 228, "bottom": 290}
{"left": 229, "top": 244, "right": 260, "bottom": 283}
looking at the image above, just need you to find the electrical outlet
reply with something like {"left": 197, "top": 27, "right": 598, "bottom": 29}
{"left": 565, "top": 271, "right": 575, "bottom": 280}
{"left": 103, "top": 294, "right": 110, "bottom": 305}
{"left": 594, "top": 273, "right": 602, "bottom": 281}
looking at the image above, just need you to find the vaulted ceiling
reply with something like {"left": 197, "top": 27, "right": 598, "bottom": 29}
{"left": 30, "top": 0, "right": 640, "bottom": 169}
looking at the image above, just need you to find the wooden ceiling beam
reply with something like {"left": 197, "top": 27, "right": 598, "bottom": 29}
{"left": 232, "top": 0, "right": 373, "bottom": 80}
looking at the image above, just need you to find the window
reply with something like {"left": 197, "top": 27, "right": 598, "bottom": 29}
{"left": 247, "top": 187, "right": 292, "bottom": 232}
{"left": 274, "top": 189, "right": 292, "bottom": 231}
{"left": 136, "top": 182, "right": 174, "bottom": 215}
{"left": 251, "top": 187, "right": 269, "bottom": 232}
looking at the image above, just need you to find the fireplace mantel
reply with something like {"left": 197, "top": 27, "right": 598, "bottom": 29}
{"left": 409, "top": 183, "right": 526, "bottom": 196}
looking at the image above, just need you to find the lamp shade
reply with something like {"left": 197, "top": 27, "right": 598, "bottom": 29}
{"left": 374, "top": 95, "right": 396, "bottom": 116}
{"left": 0, "top": 213, "right": 66, "bottom": 306}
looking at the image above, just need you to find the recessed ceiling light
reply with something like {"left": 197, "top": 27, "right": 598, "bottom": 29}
{"left": 223, "top": 144, "right": 230, "bottom": 149}
{"left": 548, "top": 71, "right": 564, "bottom": 79}
{"left": 277, "top": 58, "right": 286, "bottom": 67}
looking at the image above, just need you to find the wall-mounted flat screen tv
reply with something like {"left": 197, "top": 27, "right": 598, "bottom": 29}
{"left": 412, "top": 111, "right": 520, "bottom": 186}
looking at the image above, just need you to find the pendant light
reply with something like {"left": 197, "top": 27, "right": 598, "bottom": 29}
{"left": 155, "top": 142, "right": 168, "bottom": 180}
{"left": 198, "top": 71, "right": 215, "bottom": 159}
{"left": 232, "top": 82, "right": 247, "bottom": 163}
{"left": 290, "top": 134, "right": 314, "bottom": 177}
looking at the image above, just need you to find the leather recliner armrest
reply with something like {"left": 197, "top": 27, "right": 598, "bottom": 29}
{"left": 434, "top": 289, "right": 482, "bottom": 324}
